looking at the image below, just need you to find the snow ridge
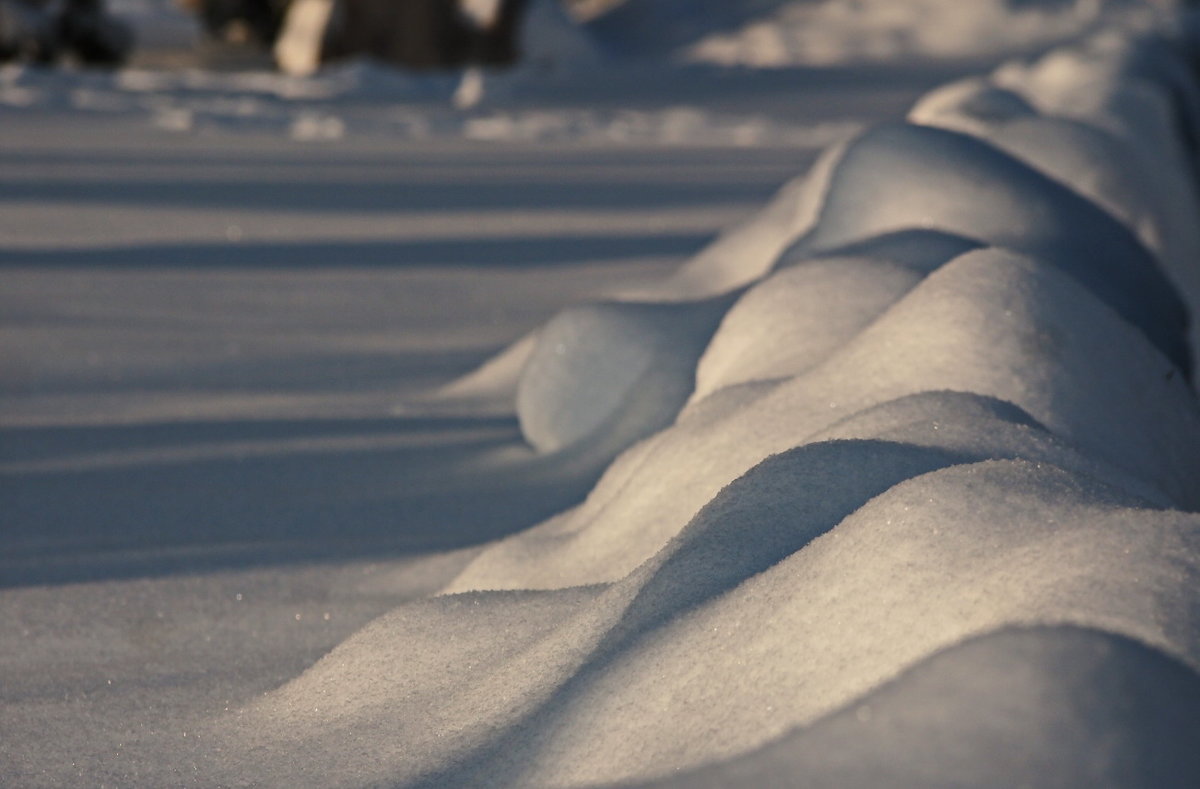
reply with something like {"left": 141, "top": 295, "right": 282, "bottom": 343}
{"left": 212, "top": 11, "right": 1200, "bottom": 789}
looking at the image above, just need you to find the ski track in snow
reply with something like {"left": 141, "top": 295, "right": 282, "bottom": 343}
{"left": 3, "top": 1, "right": 1200, "bottom": 787}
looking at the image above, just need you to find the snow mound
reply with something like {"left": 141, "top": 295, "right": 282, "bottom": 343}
{"left": 988, "top": 29, "right": 1200, "bottom": 375}
{"left": 795, "top": 122, "right": 1189, "bottom": 374}
{"left": 516, "top": 294, "right": 736, "bottom": 453}
{"left": 639, "top": 142, "right": 844, "bottom": 300}
{"left": 634, "top": 625, "right": 1200, "bottom": 789}
{"left": 484, "top": 136, "right": 835, "bottom": 455}
{"left": 449, "top": 248, "right": 1199, "bottom": 593}
{"left": 692, "top": 229, "right": 980, "bottom": 401}
{"left": 442, "top": 84, "right": 1193, "bottom": 454}
{"left": 219, "top": 457, "right": 1200, "bottom": 787}
{"left": 433, "top": 138, "right": 842, "bottom": 435}
{"left": 203, "top": 17, "right": 1200, "bottom": 789}
{"left": 910, "top": 76, "right": 1173, "bottom": 257}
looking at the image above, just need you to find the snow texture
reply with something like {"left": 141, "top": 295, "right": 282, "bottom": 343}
{"left": 516, "top": 293, "right": 737, "bottom": 453}
{"left": 633, "top": 625, "right": 1200, "bottom": 788}
{"left": 227, "top": 458, "right": 1200, "bottom": 787}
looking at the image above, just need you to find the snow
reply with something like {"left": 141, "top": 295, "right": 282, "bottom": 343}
{"left": 909, "top": 77, "right": 1170, "bottom": 252}
{"left": 638, "top": 624, "right": 1200, "bottom": 788}
{"left": 449, "top": 248, "right": 1199, "bottom": 593}
{"left": 692, "top": 230, "right": 982, "bottom": 400}
{"left": 797, "top": 123, "right": 1190, "bottom": 371}
{"left": 0, "top": 56, "right": 875, "bottom": 144}
{"left": 517, "top": 0, "right": 605, "bottom": 71}
{"left": 515, "top": 293, "right": 736, "bottom": 452}
{"left": 3, "top": 1, "right": 1200, "bottom": 787}
{"left": 989, "top": 31, "right": 1200, "bottom": 370}
{"left": 590, "top": 0, "right": 1165, "bottom": 66}
{"left": 223, "top": 456, "right": 1200, "bottom": 788}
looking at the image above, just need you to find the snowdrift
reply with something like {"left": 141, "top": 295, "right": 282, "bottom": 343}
{"left": 208, "top": 14, "right": 1200, "bottom": 789}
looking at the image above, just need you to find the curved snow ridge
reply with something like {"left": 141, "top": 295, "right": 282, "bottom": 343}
{"left": 450, "top": 251, "right": 1198, "bottom": 592}
{"left": 628, "top": 624, "right": 1200, "bottom": 789}
{"left": 217, "top": 457, "right": 1200, "bottom": 787}
{"left": 442, "top": 25, "right": 1200, "bottom": 466}
{"left": 214, "top": 20, "right": 1200, "bottom": 789}
{"left": 912, "top": 24, "right": 1200, "bottom": 377}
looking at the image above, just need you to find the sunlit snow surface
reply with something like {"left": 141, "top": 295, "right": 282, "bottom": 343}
{"left": 3, "top": 1, "right": 1200, "bottom": 787}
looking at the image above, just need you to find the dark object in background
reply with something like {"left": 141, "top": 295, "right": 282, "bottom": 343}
{"left": 57, "top": 0, "right": 133, "bottom": 64}
{"left": 181, "top": 0, "right": 286, "bottom": 47}
{"left": 0, "top": 0, "right": 133, "bottom": 66}
{"left": 326, "top": 0, "right": 472, "bottom": 68}
{"left": 187, "top": 0, "right": 531, "bottom": 71}
{"left": 321, "top": 0, "right": 530, "bottom": 69}
{"left": 0, "top": 0, "right": 55, "bottom": 61}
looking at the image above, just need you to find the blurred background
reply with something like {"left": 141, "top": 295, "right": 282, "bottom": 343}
{"left": 5, "top": 0, "right": 1183, "bottom": 74}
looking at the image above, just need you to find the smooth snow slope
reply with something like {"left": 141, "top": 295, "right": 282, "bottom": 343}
{"left": 633, "top": 625, "right": 1200, "bottom": 789}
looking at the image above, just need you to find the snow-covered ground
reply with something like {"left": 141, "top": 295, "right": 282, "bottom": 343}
{"left": 3, "top": 1, "right": 1199, "bottom": 787}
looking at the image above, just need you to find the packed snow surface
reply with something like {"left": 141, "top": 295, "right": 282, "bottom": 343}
{"left": 3, "top": 1, "right": 1200, "bottom": 788}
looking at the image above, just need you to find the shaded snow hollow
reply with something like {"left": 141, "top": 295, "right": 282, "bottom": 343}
{"left": 198, "top": 9, "right": 1200, "bottom": 789}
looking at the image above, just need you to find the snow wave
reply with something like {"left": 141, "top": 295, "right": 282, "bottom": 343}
{"left": 210, "top": 13, "right": 1200, "bottom": 789}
